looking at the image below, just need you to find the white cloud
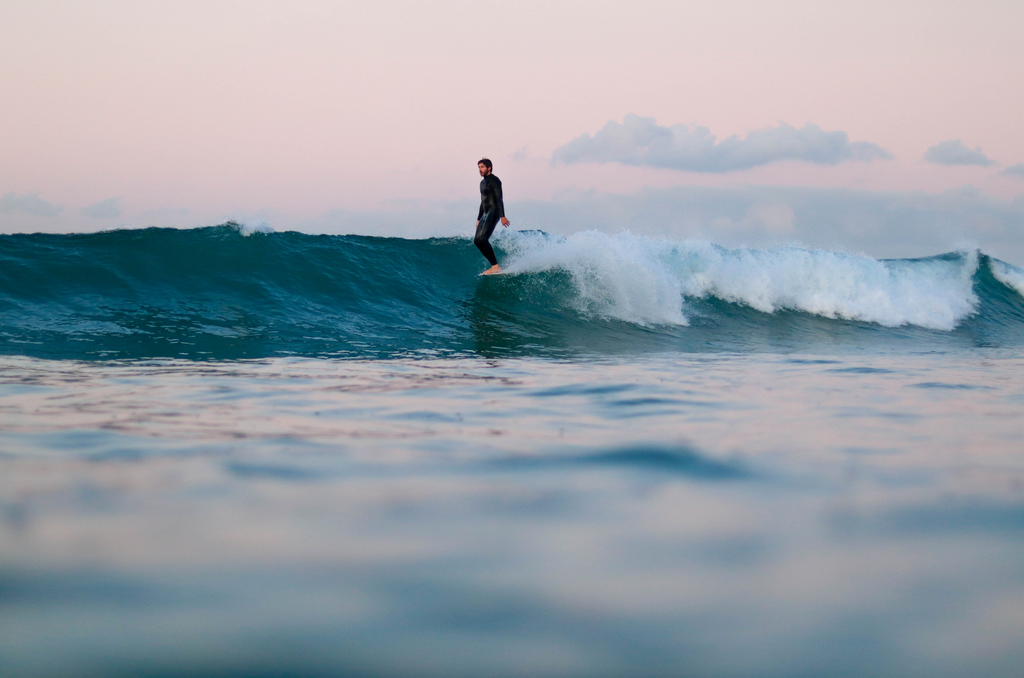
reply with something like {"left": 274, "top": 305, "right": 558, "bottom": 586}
{"left": 551, "top": 115, "right": 893, "bottom": 172}
{"left": 80, "top": 197, "right": 122, "bottom": 219}
{"left": 923, "top": 139, "right": 995, "bottom": 167}
{"left": 0, "top": 191, "right": 63, "bottom": 217}
{"left": 1001, "top": 163, "right": 1024, "bottom": 178}
{"left": 742, "top": 200, "right": 796, "bottom": 234}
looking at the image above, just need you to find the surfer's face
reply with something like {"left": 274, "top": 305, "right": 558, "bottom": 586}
{"left": 478, "top": 163, "right": 490, "bottom": 177}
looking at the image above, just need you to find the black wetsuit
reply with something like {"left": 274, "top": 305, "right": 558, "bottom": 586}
{"left": 475, "top": 173, "right": 504, "bottom": 266}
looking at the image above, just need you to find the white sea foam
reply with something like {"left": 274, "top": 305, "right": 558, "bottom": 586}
{"left": 500, "top": 230, "right": 979, "bottom": 331}
{"left": 989, "top": 259, "right": 1024, "bottom": 297}
{"left": 236, "top": 221, "right": 276, "bottom": 236}
{"left": 500, "top": 230, "right": 688, "bottom": 326}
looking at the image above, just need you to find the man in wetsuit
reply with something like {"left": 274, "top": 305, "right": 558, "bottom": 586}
{"left": 475, "top": 158, "right": 510, "bottom": 275}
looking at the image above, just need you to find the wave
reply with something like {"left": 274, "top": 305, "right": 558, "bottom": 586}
{"left": 1, "top": 223, "right": 1022, "bottom": 360}
{"left": 503, "top": 231, "right": 981, "bottom": 331}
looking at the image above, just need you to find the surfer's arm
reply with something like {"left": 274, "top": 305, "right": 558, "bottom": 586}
{"left": 493, "top": 179, "right": 505, "bottom": 219}
{"left": 493, "top": 178, "right": 508, "bottom": 225}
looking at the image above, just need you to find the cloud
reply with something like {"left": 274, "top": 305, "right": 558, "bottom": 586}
{"left": 0, "top": 191, "right": 63, "bottom": 217}
{"left": 80, "top": 197, "right": 122, "bottom": 219}
{"left": 551, "top": 115, "right": 893, "bottom": 172}
{"left": 923, "top": 139, "right": 995, "bottom": 167}
{"left": 1002, "top": 163, "right": 1024, "bottom": 178}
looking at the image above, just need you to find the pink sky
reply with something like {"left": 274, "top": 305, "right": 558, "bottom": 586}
{"left": 2, "top": 0, "right": 1022, "bottom": 234}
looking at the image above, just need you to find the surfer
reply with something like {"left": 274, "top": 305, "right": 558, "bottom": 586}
{"left": 475, "top": 158, "right": 510, "bottom": 275}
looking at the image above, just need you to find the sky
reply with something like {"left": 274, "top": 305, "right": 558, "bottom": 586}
{"left": 2, "top": 0, "right": 1023, "bottom": 261}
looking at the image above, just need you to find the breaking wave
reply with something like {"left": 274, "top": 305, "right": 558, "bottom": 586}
{"left": 1, "top": 224, "right": 1021, "bottom": 360}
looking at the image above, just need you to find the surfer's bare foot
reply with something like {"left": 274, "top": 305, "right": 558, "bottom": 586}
{"left": 480, "top": 265, "right": 502, "bottom": 276}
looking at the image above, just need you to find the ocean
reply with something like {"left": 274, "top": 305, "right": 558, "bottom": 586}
{"left": 2, "top": 223, "right": 1023, "bottom": 677}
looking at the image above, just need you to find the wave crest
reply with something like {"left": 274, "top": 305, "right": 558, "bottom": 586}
{"left": 501, "top": 231, "right": 980, "bottom": 331}
{"left": 502, "top": 231, "right": 688, "bottom": 326}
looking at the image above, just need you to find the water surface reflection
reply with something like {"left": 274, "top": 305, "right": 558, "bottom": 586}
{"left": 1, "top": 352, "right": 1023, "bottom": 677}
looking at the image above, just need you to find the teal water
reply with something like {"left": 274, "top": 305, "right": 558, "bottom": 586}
{"left": 3, "top": 224, "right": 1024, "bottom": 360}
{"left": 2, "top": 225, "right": 1024, "bottom": 677}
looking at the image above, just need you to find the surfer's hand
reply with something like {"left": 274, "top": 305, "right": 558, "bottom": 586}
{"left": 501, "top": 217, "right": 510, "bottom": 227}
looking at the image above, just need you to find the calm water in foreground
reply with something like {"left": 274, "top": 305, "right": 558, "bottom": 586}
{"left": 2, "top": 350, "right": 1023, "bottom": 678}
